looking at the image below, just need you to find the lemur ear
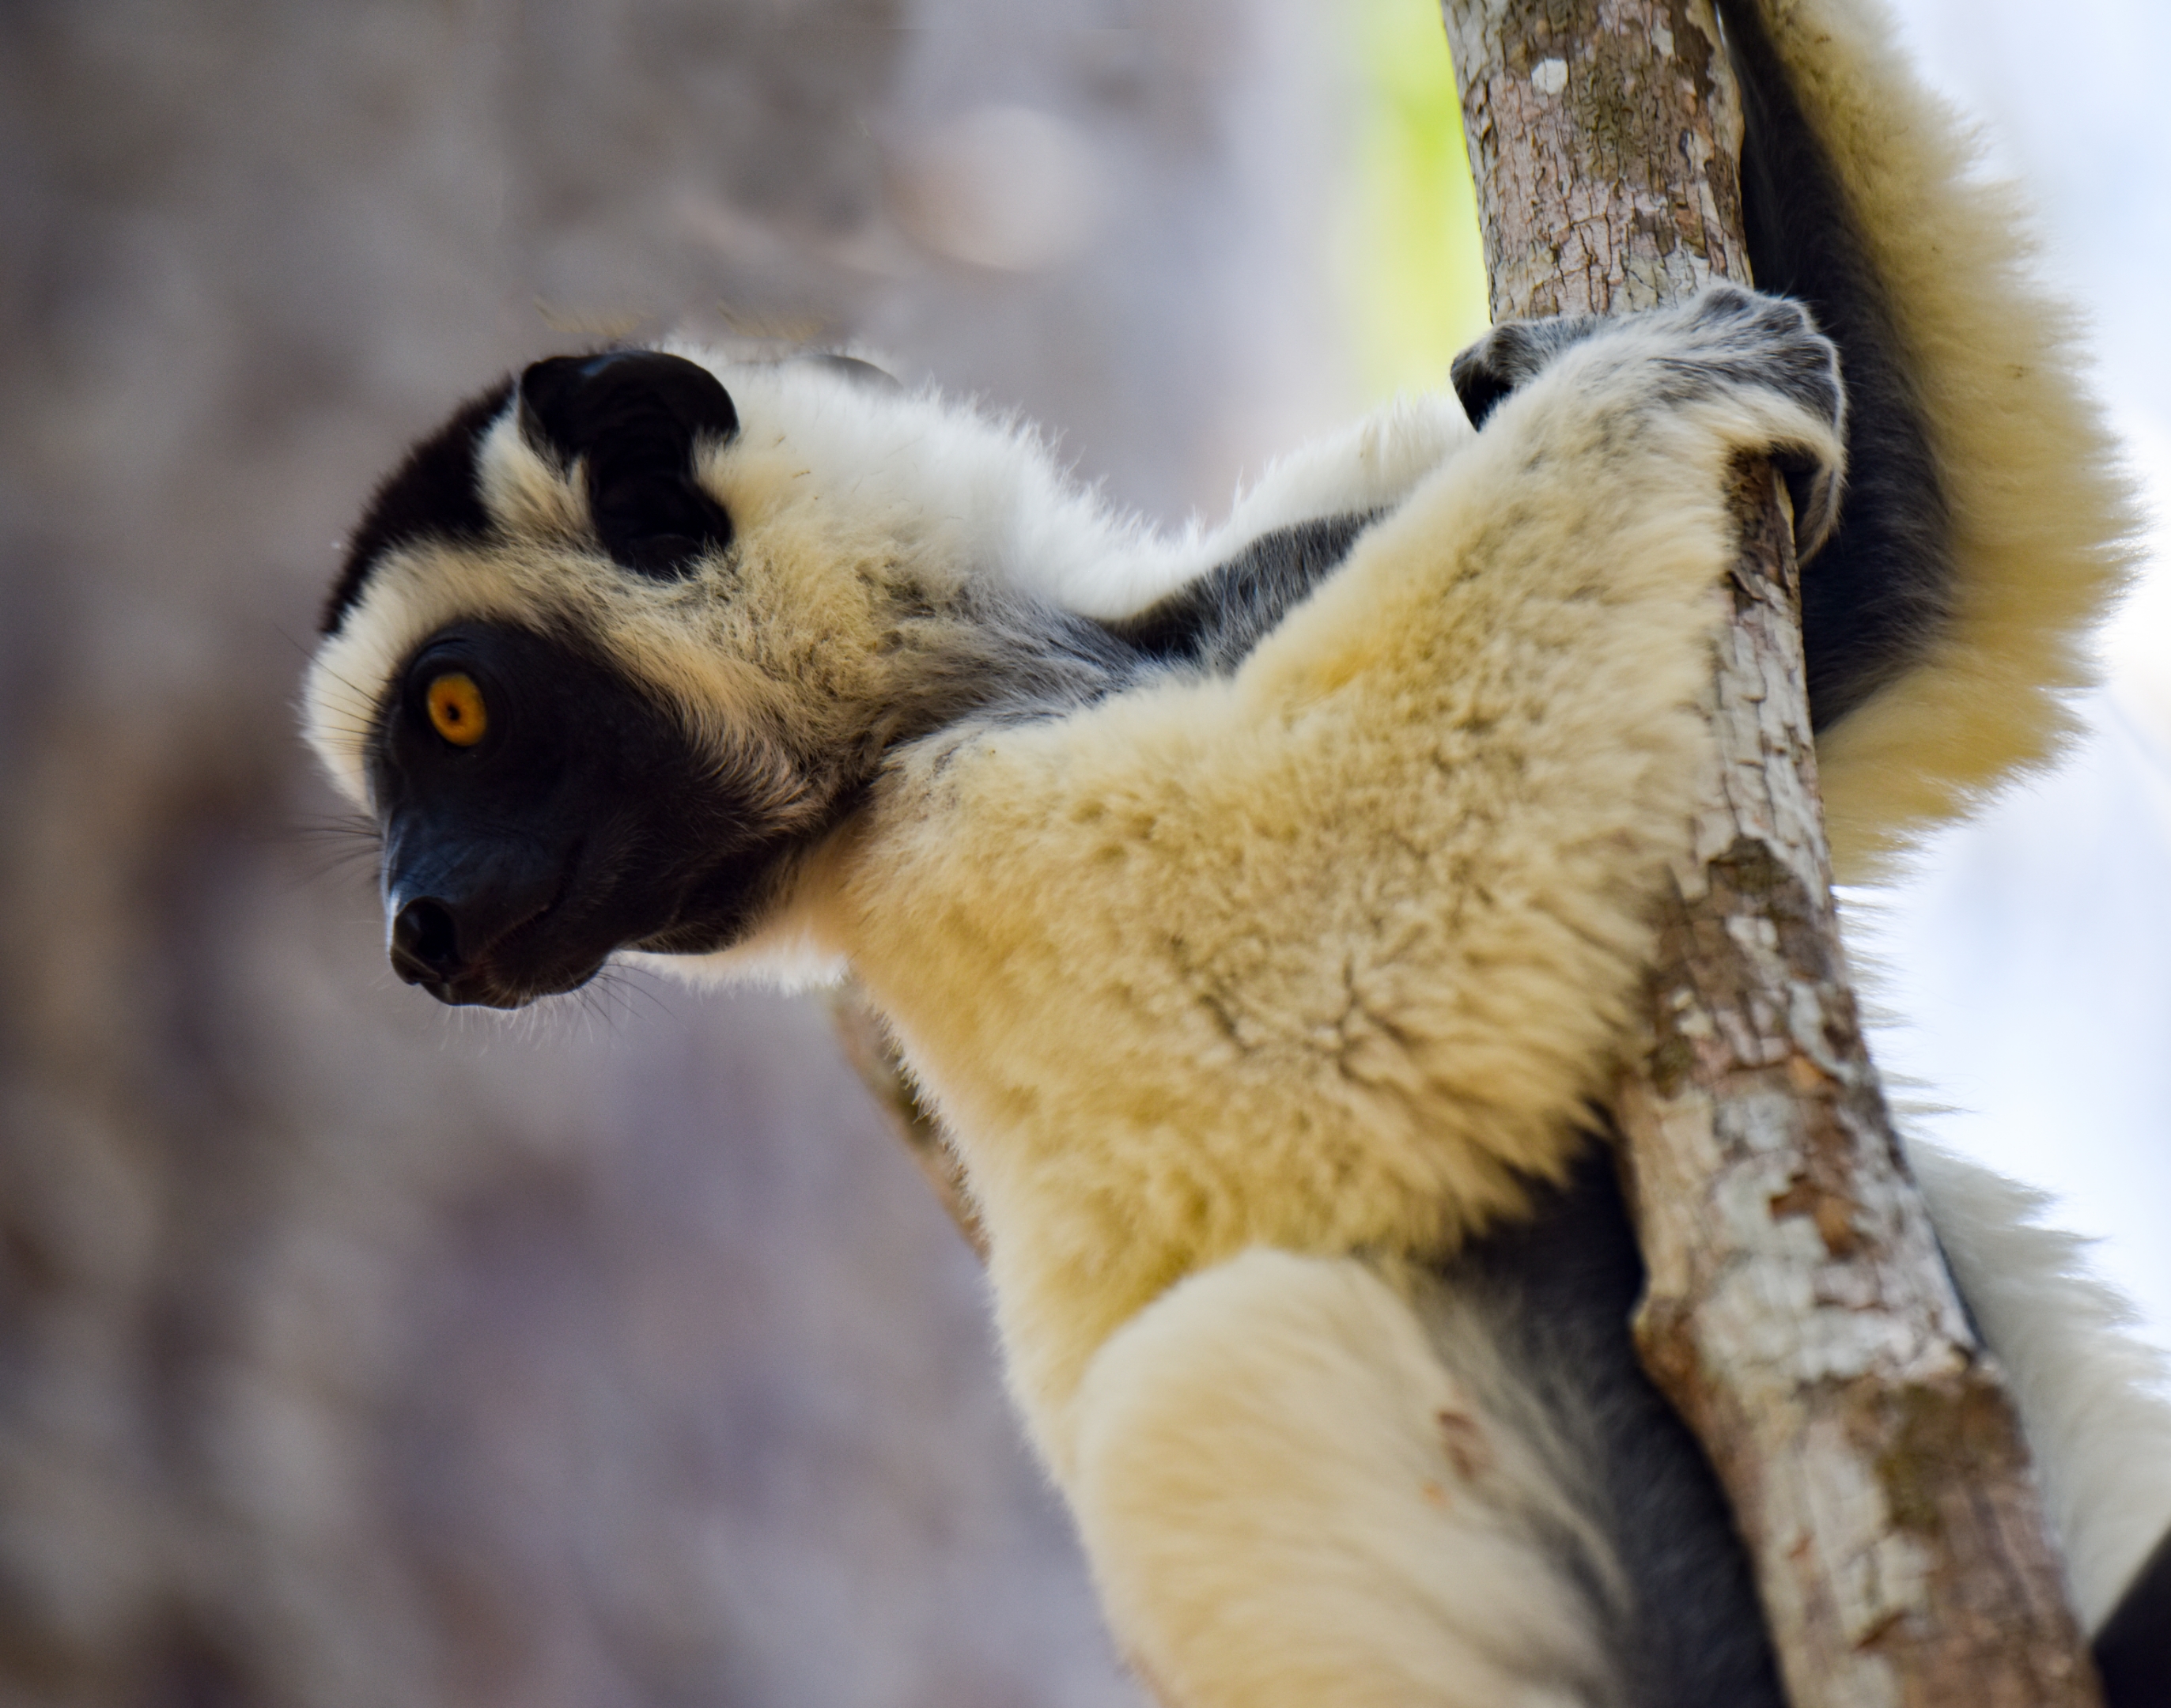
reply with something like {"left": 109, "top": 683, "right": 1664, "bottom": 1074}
{"left": 517, "top": 351, "right": 738, "bottom": 581}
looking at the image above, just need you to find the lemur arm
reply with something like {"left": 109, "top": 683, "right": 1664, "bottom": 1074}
{"left": 823, "top": 287, "right": 1845, "bottom": 1452}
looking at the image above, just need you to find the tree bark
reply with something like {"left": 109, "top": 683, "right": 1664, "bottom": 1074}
{"left": 1439, "top": 2, "right": 2097, "bottom": 1703}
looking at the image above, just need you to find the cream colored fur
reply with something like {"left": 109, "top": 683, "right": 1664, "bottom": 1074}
{"left": 815, "top": 312, "right": 1840, "bottom": 1463}
{"left": 1071, "top": 1252, "right": 1620, "bottom": 1706}
{"left": 301, "top": 1, "right": 2171, "bottom": 1694}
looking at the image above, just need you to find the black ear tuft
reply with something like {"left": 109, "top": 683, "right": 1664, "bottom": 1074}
{"left": 518, "top": 351, "right": 738, "bottom": 582}
{"left": 519, "top": 350, "right": 739, "bottom": 460}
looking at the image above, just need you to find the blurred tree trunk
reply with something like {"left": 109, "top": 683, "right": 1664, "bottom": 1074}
{"left": 0, "top": 3, "right": 1348, "bottom": 1704}
{"left": 1439, "top": 2, "right": 2095, "bottom": 1702}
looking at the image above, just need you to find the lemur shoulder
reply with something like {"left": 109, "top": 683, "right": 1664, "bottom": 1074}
{"left": 304, "top": 0, "right": 2171, "bottom": 1701}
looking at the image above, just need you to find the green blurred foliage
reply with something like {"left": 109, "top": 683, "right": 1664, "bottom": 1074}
{"left": 1342, "top": 0, "right": 1490, "bottom": 400}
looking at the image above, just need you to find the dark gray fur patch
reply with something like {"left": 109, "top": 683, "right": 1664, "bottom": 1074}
{"left": 1103, "top": 512, "right": 1379, "bottom": 675}
{"left": 1452, "top": 316, "right": 1605, "bottom": 429}
{"left": 910, "top": 516, "right": 1375, "bottom": 764}
{"left": 1435, "top": 1151, "right": 1787, "bottom": 1708}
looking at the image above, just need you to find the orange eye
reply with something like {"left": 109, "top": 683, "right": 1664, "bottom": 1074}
{"left": 425, "top": 672, "right": 488, "bottom": 746}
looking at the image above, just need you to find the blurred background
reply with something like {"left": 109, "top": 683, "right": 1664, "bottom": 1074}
{"left": 0, "top": 2, "right": 2161, "bottom": 1704}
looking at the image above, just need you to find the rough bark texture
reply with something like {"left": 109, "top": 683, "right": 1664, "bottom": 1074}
{"left": 1439, "top": 2, "right": 2097, "bottom": 1703}
{"left": 1448, "top": 0, "right": 1749, "bottom": 319}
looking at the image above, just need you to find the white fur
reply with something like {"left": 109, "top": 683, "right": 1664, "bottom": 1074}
{"left": 1906, "top": 1138, "right": 2171, "bottom": 1631}
{"left": 817, "top": 308, "right": 1844, "bottom": 1463}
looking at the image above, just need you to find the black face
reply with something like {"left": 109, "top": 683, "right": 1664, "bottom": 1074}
{"left": 372, "top": 622, "right": 807, "bottom": 1008}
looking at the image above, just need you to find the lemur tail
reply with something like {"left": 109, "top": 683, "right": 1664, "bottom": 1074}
{"left": 1719, "top": 0, "right": 2138, "bottom": 876}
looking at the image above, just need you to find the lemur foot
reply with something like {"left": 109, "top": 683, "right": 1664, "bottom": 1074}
{"left": 1452, "top": 284, "right": 1845, "bottom": 558}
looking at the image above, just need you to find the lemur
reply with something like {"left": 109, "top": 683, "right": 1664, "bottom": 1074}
{"left": 304, "top": 0, "right": 2171, "bottom": 1700}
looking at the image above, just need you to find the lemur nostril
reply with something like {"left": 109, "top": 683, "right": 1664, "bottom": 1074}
{"left": 391, "top": 897, "right": 463, "bottom": 981}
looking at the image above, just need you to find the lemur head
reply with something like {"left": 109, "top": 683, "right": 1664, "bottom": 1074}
{"left": 305, "top": 349, "right": 1055, "bottom": 1007}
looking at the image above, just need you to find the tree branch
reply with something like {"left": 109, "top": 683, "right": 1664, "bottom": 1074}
{"left": 1439, "top": 2, "right": 2097, "bottom": 1701}
{"left": 832, "top": 985, "right": 987, "bottom": 1260}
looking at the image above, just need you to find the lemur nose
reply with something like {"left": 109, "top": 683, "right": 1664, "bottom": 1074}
{"left": 390, "top": 896, "right": 467, "bottom": 984}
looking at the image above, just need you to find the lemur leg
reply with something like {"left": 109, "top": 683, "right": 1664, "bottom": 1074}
{"left": 1067, "top": 1250, "right": 1623, "bottom": 1708}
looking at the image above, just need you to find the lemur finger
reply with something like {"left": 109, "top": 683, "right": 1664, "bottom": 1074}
{"left": 1450, "top": 315, "right": 1606, "bottom": 429}
{"left": 1777, "top": 449, "right": 1844, "bottom": 561}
